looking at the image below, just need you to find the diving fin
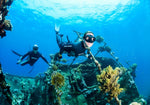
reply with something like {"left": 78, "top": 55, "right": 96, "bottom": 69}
{"left": 11, "top": 50, "right": 22, "bottom": 57}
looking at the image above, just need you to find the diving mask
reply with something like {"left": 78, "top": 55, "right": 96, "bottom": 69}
{"left": 84, "top": 35, "right": 96, "bottom": 43}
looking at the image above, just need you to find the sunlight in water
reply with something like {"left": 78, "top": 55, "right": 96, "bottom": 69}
{"left": 16, "top": 0, "right": 139, "bottom": 24}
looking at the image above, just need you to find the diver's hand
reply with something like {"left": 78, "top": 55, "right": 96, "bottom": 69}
{"left": 55, "top": 24, "right": 60, "bottom": 34}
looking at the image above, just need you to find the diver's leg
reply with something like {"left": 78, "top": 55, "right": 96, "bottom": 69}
{"left": 20, "top": 59, "right": 29, "bottom": 66}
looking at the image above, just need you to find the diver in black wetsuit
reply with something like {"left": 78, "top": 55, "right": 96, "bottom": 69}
{"left": 55, "top": 25, "right": 96, "bottom": 60}
{"left": 17, "top": 44, "right": 51, "bottom": 66}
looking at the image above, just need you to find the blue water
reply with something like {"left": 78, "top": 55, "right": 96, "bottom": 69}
{"left": 0, "top": 0, "right": 150, "bottom": 98}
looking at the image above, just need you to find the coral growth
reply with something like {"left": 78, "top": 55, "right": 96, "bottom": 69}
{"left": 105, "top": 46, "right": 111, "bottom": 53}
{"left": 51, "top": 71, "right": 65, "bottom": 104}
{"left": 51, "top": 71, "right": 65, "bottom": 89}
{"left": 0, "top": 63, "right": 13, "bottom": 104}
{"left": 52, "top": 64, "right": 58, "bottom": 71}
{"left": 0, "top": 57, "right": 141, "bottom": 105}
{"left": 97, "top": 65, "right": 123, "bottom": 104}
{"left": 61, "top": 58, "right": 67, "bottom": 63}
{"left": 96, "top": 35, "right": 104, "bottom": 43}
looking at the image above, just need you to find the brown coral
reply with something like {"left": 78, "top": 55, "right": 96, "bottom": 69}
{"left": 51, "top": 71, "right": 65, "bottom": 105}
{"left": 97, "top": 65, "right": 123, "bottom": 105}
{"left": 51, "top": 71, "right": 65, "bottom": 89}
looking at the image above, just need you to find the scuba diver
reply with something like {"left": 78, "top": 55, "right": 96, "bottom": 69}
{"left": 55, "top": 25, "right": 96, "bottom": 61}
{"left": 12, "top": 44, "right": 51, "bottom": 66}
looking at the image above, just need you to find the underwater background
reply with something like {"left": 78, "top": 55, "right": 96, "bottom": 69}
{"left": 0, "top": 0, "right": 150, "bottom": 99}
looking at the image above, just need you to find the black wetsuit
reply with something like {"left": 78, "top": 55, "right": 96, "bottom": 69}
{"left": 56, "top": 33, "right": 86, "bottom": 57}
{"left": 21, "top": 51, "right": 49, "bottom": 66}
